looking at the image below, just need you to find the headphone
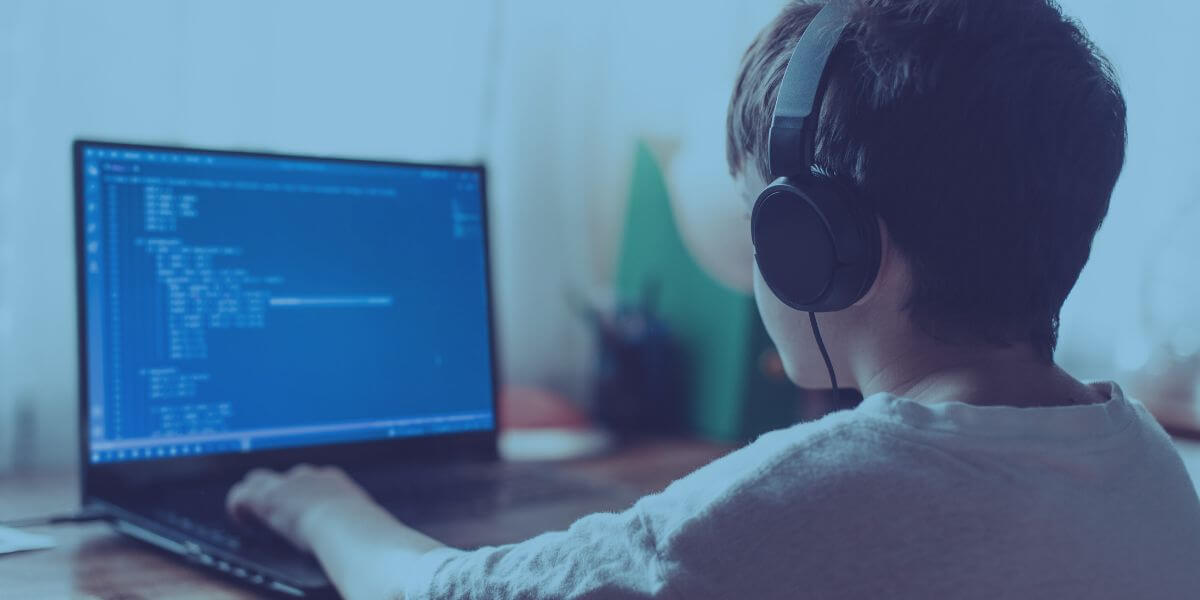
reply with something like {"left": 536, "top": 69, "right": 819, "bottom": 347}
{"left": 750, "top": 0, "right": 880, "bottom": 391}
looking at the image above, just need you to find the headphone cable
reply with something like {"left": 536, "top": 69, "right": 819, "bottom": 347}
{"left": 808, "top": 311, "right": 840, "bottom": 398}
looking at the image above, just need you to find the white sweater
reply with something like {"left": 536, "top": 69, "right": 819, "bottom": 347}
{"left": 402, "top": 382, "right": 1200, "bottom": 599}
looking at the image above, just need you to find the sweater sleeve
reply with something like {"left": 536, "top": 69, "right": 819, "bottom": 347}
{"left": 396, "top": 415, "right": 875, "bottom": 600}
{"left": 399, "top": 500, "right": 674, "bottom": 600}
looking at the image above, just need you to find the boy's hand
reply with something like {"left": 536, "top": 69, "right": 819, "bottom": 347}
{"left": 227, "top": 464, "right": 446, "bottom": 600}
{"left": 226, "top": 464, "right": 376, "bottom": 553}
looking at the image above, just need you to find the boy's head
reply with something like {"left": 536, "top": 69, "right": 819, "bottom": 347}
{"left": 727, "top": 0, "right": 1127, "bottom": 387}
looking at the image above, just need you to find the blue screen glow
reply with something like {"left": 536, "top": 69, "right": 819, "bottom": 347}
{"left": 78, "top": 142, "right": 495, "bottom": 463}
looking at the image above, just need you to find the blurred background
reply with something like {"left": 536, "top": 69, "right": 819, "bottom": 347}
{"left": 0, "top": 0, "right": 1197, "bottom": 472}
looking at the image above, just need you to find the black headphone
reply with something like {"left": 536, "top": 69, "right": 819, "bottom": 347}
{"left": 749, "top": 0, "right": 880, "bottom": 392}
{"left": 751, "top": 0, "right": 880, "bottom": 314}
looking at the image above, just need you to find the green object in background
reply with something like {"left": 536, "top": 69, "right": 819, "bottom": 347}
{"left": 615, "top": 140, "right": 797, "bottom": 441}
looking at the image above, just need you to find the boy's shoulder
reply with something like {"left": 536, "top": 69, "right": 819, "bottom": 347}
{"left": 732, "top": 404, "right": 934, "bottom": 499}
{"left": 646, "top": 407, "right": 955, "bottom": 595}
{"left": 649, "top": 405, "right": 917, "bottom": 520}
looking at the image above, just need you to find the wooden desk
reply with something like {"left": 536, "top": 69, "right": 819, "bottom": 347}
{"left": 0, "top": 439, "right": 733, "bottom": 600}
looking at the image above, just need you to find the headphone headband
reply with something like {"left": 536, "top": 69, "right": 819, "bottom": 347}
{"left": 752, "top": 0, "right": 871, "bottom": 394}
{"left": 768, "top": 1, "right": 853, "bottom": 180}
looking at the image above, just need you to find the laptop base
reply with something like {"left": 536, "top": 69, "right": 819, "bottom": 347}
{"left": 103, "top": 460, "right": 639, "bottom": 597}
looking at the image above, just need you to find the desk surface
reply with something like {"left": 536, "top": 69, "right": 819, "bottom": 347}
{"left": 0, "top": 439, "right": 732, "bottom": 600}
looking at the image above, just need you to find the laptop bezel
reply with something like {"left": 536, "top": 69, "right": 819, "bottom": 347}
{"left": 73, "top": 139, "right": 502, "bottom": 502}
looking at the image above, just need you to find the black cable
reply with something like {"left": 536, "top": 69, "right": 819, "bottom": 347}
{"left": 808, "top": 311, "right": 840, "bottom": 397}
{"left": 1, "top": 510, "right": 109, "bottom": 529}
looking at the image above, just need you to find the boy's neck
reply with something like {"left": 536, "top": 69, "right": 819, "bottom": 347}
{"left": 852, "top": 335, "right": 1103, "bottom": 409}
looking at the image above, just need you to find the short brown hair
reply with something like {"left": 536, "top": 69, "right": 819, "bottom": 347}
{"left": 727, "top": 0, "right": 1127, "bottom": 360}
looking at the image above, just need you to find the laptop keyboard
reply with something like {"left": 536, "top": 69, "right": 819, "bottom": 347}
{"left": 155, "top": 463, "right": 612, "bottom": 553}
{"left": 153, "top": 507, "right": 255, "bottom": 552}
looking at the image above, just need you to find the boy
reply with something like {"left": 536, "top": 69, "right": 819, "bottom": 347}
{"left": 227, "top": 1, "right": 1200, "bottom": 598}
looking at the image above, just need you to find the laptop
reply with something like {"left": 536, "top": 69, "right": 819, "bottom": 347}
{"left": 72, "top": 140, "right": 634, "bottom": 597}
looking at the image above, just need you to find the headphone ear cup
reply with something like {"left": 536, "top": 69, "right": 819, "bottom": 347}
{"left": 753, "top": 179, "right": 838, "bottom": 309}
{"left": 751, "top": 176, "right": 880, "bottom": 312}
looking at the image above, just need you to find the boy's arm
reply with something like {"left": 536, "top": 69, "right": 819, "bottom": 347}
{"left": 228, "top": 463, "right": 676, "bottom": 600}
{"left": 226, "top": 465, "right": 445, "bottom": 600}
{"left": 301, "top": 495, "right": 445, "bottom": 600}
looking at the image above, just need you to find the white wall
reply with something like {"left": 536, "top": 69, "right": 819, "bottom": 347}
{"left": 1053, "top": 0, "right": 1200, "bottom": 380}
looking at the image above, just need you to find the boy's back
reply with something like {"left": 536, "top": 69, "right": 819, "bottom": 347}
{"left": 403, "top": 383, "right": 1200, "bottom": 599}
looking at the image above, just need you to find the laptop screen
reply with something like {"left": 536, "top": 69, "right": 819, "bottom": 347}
{"left": 77, "top": 142, "right": 496, "bottom": 463}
